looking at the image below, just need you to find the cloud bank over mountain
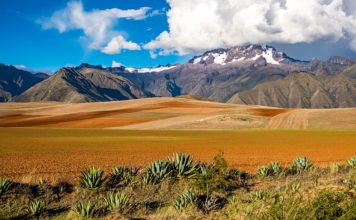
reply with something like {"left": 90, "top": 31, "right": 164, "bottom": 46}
{"left": 145, "top": 0, "right": 356, "bottom": 55}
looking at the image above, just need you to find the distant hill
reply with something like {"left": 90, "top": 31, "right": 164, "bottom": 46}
{"left": 0, "top": 64, "right": 48, "bottom": 101}
{"left": 15, "top": 66, "right": 149, "bottom": 102}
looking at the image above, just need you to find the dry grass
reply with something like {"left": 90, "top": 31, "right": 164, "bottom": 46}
{"left": 0, "top": 128, "right": 355, "bottom": 182}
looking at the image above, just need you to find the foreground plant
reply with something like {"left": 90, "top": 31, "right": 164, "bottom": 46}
{"left": 0, "top": 178, "right": 13, "bottom": 196}
{"left": 79, "top": 167, "right": 106, "bottom": 190}
{"left": 27, "top": 199, "right": 45, "bottom": 217}
{"left": 104, "top": 192, "right": 128, "bottom": 213}
{"left": 143, "top": 160, "right": 173, "bottom": 184}
{"left": 257, "top": 162, "right": 282, "bottom": 177}
{"left": 291, "top": 156, "right": 313, "bottom": 171}
{"left": 171, "top": 153, "right": 198, "bottom": 178}
{"left": 174, "top": 189, "right": 196, "bottom": 211}
{"left": 347, "top": 156, "right": 356, "bottom": 168}
{"left": 73, "top": 201, "right": 95, "bottom": 218}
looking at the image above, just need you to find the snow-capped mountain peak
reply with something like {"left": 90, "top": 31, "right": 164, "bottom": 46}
{"left": 189, "top": 44, "right": 296, "bottom": 66}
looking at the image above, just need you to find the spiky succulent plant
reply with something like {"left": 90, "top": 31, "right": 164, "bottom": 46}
{"left": 347, "top": 156, "right": 356, "bottom": 168}
{"left": 73, "top": 201, "right": 95, "bottom": 218}
{"left": 143, "top": 160, "right": 173, "bottom": 184}
{"left": 291, "top": 156, "right": 313, "bottom": 171}
{"left": 269, "top": 162, "right": 282, "bottom": 175}
{"left": 174, "top": 189, "right": 196, "bottom": 211}
{"left": 257, "top": 166, "right": 270, "bottom": 177}
{"left": 27, "top": 200, "right": 44, "bottom": 217}
{"left": 104, "top": 192, "right": 128, "bottom": 212}
{"left": 79, "top": 167, "right": 106, "bottom": 189}
{"left": 0, "top": 178, "right": 13, "bottom": 196}
{"left": 171, "top": 153, "right": 198, "bottom": 178}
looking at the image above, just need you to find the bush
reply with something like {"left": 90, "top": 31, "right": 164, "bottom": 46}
{"left": 347, "top": 156, "right": 356, "bottom": 168}
{"left": 291, "top": 156, "right": 313, "bottom": 171}
{"left": 171, "top": 153, "right": 198, "bottom": 178}
{"left": 104, "top": 192, "right": 129, "bottom": 213}
{"left": 79, "top": 167, "right": 106, "bottom": 190}
{"left": 193, "top": 153, "right": 231, "bottom": 194}
{"left": 27, "top": 199, "right": 45, "bottom": 217}
{"left": 142, "top": 160, "right": 173, "bottom": 184}
{"left": 73, "top": 201, "right": 95, "bottom": 218}
{"left": 0, "top": 178, "right": 13, "bottom": 196}
{"left": 174, "top": 189, "right": 196, "bottom": 211}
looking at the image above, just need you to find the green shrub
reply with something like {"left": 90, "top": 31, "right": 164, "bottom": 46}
{"left": 104, "top": 192, "right": 128, "bottom": 213}
{"left": 174, "top": 189, "right": 196, "bottom": 211}
{"left": 347, "top": 156, "right": 356, "bottom": 168}
{"left": 79, "top": 167, "right": 106, "bottom": 190}
{"left": 171, "top": 153, "right": 198, "bottom": 178}
{"left": 193, "top": 153, "right": 232, "bottom": 194}
{"left": 27, "top": 199, "right": 45, "bottom": 217}
{"left": 143, "top": 160, "right": 173, "bottom": 184}
{"left": 0, "top": 178, "right": 13, "bottom": 196}
{"left": 291, "top": 156, "right": 313, "bottom": 171}
{"left": 73, "top": 201, "right": 95, "bottom": 218}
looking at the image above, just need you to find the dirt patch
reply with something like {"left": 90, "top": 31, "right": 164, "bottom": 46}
{"left": 248, "top": 108, "right": 292, "bottom": 117}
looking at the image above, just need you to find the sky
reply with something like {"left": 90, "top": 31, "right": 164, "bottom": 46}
{"left": 1, "top": 0, "right": 356, "bottom": 73}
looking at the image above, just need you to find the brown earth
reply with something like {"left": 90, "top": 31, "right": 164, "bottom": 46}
{"left": 0, "top": 97, "right": 355, "bottom": 129}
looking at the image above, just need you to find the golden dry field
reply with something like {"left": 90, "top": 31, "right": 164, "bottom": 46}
{"left": 0, "top": 128, "right": 355, "bottom": 182}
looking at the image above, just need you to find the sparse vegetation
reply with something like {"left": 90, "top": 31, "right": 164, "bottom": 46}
{"left": 0, "top": 153, "right": 355, "bottom": 219}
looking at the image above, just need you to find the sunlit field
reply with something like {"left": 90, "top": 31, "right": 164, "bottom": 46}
{"left": 1, "top": 127, "right": 355, "bottom": 182}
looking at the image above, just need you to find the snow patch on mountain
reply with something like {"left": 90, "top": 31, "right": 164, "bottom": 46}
{"left": 126, "top": 65, "right": 176, "bottom": 73}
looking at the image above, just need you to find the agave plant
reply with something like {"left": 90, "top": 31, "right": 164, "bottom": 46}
{"left": 73, "top": 201, "right": 95, "bottom": 218}
{"left": 0, "top": 178, "right": 13, "bottom": 196}
{"left": 143, "top": 160, "right": 173, "bottom": 184}
{"left": 257, "top": 166, "right": 270, "bottom": 177}
{"left": 174, "top": 189, "right": 196, "bottom": 211}
{"left": 291, "top": 156, "right": 313, "bottom": 171}
{"left": 104, "top": 192, "right": 128, "bottom": 212}
{"left": 269, "top": 162, "right": 282, "bottom": 175}
{"left": 79, "top": 167, "right": 106, "bottom": 190}
{"left": 347, "top": 156, "right": 356, "bottom": 168}
{"left": 171, "top": 153, "right": 198, "bottom": 178}
{"left": 27, "top": 199, "right": 45, "bottom": 217}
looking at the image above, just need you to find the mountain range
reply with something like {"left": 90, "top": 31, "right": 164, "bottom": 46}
{"left": 1, "top": 45, "right": 356, "bottom": 108}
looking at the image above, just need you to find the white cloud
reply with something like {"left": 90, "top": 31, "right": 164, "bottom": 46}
{"left": 39, "top": 1, "right": 149, "bottom": 49}
{"left": 112, "top": 60, "right": 123, "bottom": 67}
{"left": 145, "top": 0, "right": 356, "bottom": 55}
{"left": 102, "top": 35, "right": 141, "bottom": 54}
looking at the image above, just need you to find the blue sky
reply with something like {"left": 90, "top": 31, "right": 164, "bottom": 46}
{"left": 1, "top": 0, "right": 356, "bottom": 72}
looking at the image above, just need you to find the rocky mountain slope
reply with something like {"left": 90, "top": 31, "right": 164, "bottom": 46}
{"left": 0, "top": 64, "right": 48, "bottom": 101}
{"left": 3, "top": 44, "right": 356, "bottom": 107}
{"left": 15, "top": 65, "right": 149, "bottom": 102}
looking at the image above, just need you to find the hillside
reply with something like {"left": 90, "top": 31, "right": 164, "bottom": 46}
{"left": 15, "top": 66, "right": 149, "bottom": 102}
{"left": 228, "top": 72, "right": 356, "bottom": 108}
{"left": 0, "top": 64, "right": 47, "bottom": 101}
